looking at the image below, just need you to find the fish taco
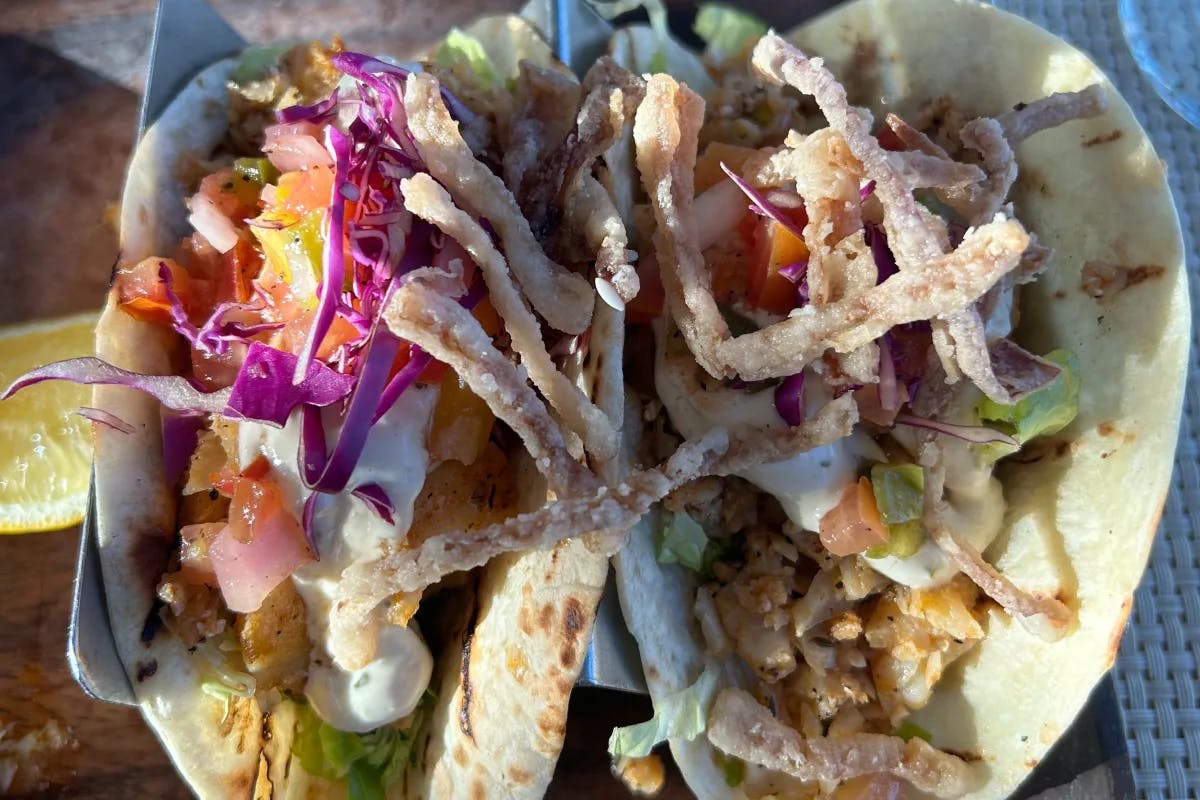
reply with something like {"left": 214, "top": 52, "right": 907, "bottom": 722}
{"left": 603, "top": 0, "right": 1187, "bottom": 798}
{"left": 5, "top": 16, "right": 647, "bottom": 799}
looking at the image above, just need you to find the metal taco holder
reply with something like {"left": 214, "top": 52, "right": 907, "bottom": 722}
{"left": 66, "top": 1, "right": 1137, "bottom": 797}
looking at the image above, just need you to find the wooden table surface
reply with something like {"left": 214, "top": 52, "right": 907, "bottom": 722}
{"left": 0, "top": 1, "right": 689, "bottom": 796}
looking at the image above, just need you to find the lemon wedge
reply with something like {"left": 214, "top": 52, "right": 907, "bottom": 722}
{"left": 0, "top": 312, "right": 98, "bottom": 533}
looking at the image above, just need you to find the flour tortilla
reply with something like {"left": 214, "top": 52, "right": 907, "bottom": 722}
{"left": 613, "top": 1, "right": 1188, "bottom": 798}
{"left": 95, "top": 16, "right": 610, "bottom": 798}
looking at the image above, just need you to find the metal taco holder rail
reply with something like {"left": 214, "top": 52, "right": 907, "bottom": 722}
{"left": 66, "top": 1, "right": 1155, "bottom": 797}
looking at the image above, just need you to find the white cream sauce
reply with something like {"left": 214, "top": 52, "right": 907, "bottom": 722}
{"left": 655, "top": 331, "right": 1005, "bottom": 590}
{"left": 238, "top": 384, "right": 439, "bottom": 732}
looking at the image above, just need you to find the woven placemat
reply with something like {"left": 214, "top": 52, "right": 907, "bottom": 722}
{"left": 991, "top": 2, "right": 1200, "bottom": 797}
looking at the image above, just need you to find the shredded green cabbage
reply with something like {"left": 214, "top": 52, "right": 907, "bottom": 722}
{"left": 976, "top": 349, "right": 1080, "bottom": 461}
{"left": 435, "top": 29, "right": 500, "bottom": 89}
{"left": 608, "top": 664, "right": 721, "bottom": 758}
{"left": 292, "top": 691, "right": 434, "bottom": 799}
{"left": 693, "top": 4, "right": 767, "bottom": 61}
{"left": 655, "top": 511, "right": 709, "bottom": 573}
{"left": 868, "top": 463, "right": 925, "bottom": 558}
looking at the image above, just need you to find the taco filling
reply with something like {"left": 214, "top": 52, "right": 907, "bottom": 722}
{"left": 607, "top": 25, "right": 1108, "bottom": 798}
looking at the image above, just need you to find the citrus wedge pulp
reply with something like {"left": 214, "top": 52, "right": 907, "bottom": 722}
{"left": 0, "top": 312, "right": 99, "bottom": 533}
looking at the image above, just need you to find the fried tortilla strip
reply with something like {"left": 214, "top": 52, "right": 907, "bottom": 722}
{"left": 403, "top": 72, "right": 594, "bottom": 334}
{"left": 634, "top": 74, "right": 732, "bottom": 379}
{"left": 752, "top": 34, "right": 943, "bottom": 268}
{"left": 921, "top": 447, "right": 1072, "bottom": 641}
{"left": 944, "top": 306, "right": 1014, "bottom": 404}
{"left": 384, "top": 280, "right": 595, "bottom": 497}
{"left": 998, "top": 85, "right": 1108, "bottom": 143}
{"left": 707, "top": 688, "right": 980, "bottom": 797}
{"left": 400, "top": 173, "right": 619, "bottom": 462}
{"left": 716, "top": 220, "right": 1030, "bottom": 380}
{"left": 336, "top": 394, "right": 853, "bottom": 623}
{"left": 958, "top": 116, "right": 1017, "bottom": 223}
{"left": 568, "top": 174, "right": 640, "bottom": 303}
{"left": 888, "top": 150, "right": 985, "bottom": 191}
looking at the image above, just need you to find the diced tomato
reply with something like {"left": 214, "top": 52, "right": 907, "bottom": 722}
{"left": 216, "top": 237, "right": 264, "bottom": 305}
{"left": 197, "top": 168, "right": 260, "bottom": 221}
{"left": 429, "top": 370, "right": 496, "bottom": 465}
{"left": 627, "top": 254, "right": 665, "bottom": 324}
{"left": 819, "top": 477, "right": 888, "bottom": 557}
{"left": 272, "top": 165, "right": 335, "bottom": 217}
{"left": 114, "top": 257, "right": 190, "bottom": 326}
{"left": 209, "top": 506, "right": 312, "bottom": 613}
{"left": 747, "top": 217, "right": 809, "bottom": 314}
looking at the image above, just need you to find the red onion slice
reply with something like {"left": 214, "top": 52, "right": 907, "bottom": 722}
{"left": 893, "top": 413, "right": 1018, "bottom": 446}
{"left": 719, "top": 161, "right": 806, "bottom": 241}
{"left": 774, "top": 372, "right": 806, "bottom": 427}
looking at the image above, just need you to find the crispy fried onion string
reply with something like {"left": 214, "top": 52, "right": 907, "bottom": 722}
{"left": 707, "top": 688, "right": 981, "bottom": 797}
{"left": 920, "top": 443, "right": 1072, "bottom": 641}
{"left": 634, "top": 74, "right": 733, "bottom": 379}
{"left": 568, "top": 174, "right": 640, "bottom": 304}
{"left": 717, "top": 222, "right": 1029, "bottom": 381}
{"left": 634, "top": 37, "right": 1031, "bottom": 388}
{"left": 399, "top": 173, "right": 619, "bottom": 462}
{"left": 383, "top": 280, "right": 595, "bottom": 497}
{"left": 403, "top": 71, "right": 595, "bottom": 334}
{"left": 325, "top": 396, "right": 857, "bottom": 669}
{"left": 997, "top": 85, "right": 1108, "bottom": 143}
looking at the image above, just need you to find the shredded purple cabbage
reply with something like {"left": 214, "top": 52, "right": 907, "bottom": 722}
{"left": 161, "top": 413, "right": 204, "bottom": 487}
{"left": 302, "top": 492, "right": 322, "bottom": 559}
{"left": 865, "top": 223, "right": 898, "bottom": 284}
{"left": 276, "top": 89, "right": 342, "bottom": 125}
{"left": 3, "top": 358, "right": 230, "bottom": 413}
{"left": 774, "top": 372, "right": 806, "bottom": 427}
{"left": 226, "top": 342, "right": 356, "bottom": 427}
{"left": 351, "top": 483, "right": 395, "bottom": 525}
{"left": 299, "top": 331, "right": 402, "bottom": 493}
{"left": 293, "top": 126, "right": 352, "bottom": 385}
{"left": 720, "top": 162, "right": 806, "bottom": 241}
{"left": 893, "top": 413, "right": 1018, "bottom": 446}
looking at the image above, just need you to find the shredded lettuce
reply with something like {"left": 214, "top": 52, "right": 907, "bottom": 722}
{"left": 435, "top": 29, "right": 500, "bottom": 89}
{"left": 868, "top": 463, "right": 925, "bottom": 558}
{"left": 693, "top": 4, "right": 767, "bottom": 62}
{"left": 197, "top": 632, "right": 256, "bottom": 721}
{"left": 292, "top": 691, "right": 434, "bottom": 799}
{"left": 976, "top": 349, "right": 1080, "bottom": 461}
{"left": 655, "top": 511, "right": 709, "bottom": 573}
{"left": 608, "top": 664, "right": 721, "bottom": 758}
{"left": 895, "top": 720, "right": 933, "bottom": 743}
